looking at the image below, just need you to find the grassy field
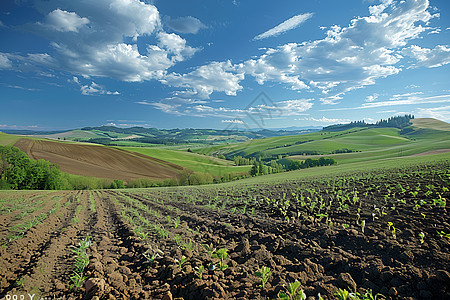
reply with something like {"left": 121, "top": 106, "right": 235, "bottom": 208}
{"left": 0, "top": 132, "right": 23, "bottom": 146}
{"left": 193, "top": 127, "right": 413, "bottom": 157}
{"left": 121, "top": 146, "right": 251, "bottom": 176}
{"left": 139, "top": 151, "right": 449, "bottom": 190}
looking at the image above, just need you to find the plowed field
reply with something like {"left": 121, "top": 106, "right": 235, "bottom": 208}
{"left": 0, "top": 161, "right": 449, "bottom": 299}
{"left": 13, "top": 139, "right": 182, "bottom": 181}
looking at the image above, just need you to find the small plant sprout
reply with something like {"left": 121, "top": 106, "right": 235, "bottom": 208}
{"left": 173, "top": 216, "right": 181, "bottom": 229}
{"left": 255, "top": 266, "right": 271, "bottom": 290}
{"left": 194, "top": 265, "right": 205, "bottom": 279}
{"left": 212, "top": 248, "right": 228, "bottom": 271}
{"left": 419, "top": 232, "right": 425, "bottom": 244}
{"left": 437, "top": 230, "right": 450, "bottom": 239}
{"left": 277, "top": 280, "right": 306, "bottom": 300}
{"left": 334, "top": 288, "right": 351, "bottom": 300}
{"left": 387, "top": 222, "right": 396, "bottom": 239}
{"left": 203, "top": 243, "right": 216, "bottom": 257}
{"left": 175, "top": 255, "right": 186, "bottom": 268}
{"left": 360, "top": 220, "right": 366, "bottom": 233}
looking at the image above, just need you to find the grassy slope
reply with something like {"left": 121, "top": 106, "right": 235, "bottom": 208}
{"left": 120, "top": 147, "right": 251, "bottom": 176}
{"left": 412, "top": 118, "right": 450, "bottom": 131}
{"left": 133, "top": 151, "right": 449, "bottom": 192}
{"left": 0, "top": 132, "right": 23, "bottom": 146}
{"left": 289, "top": 120, "right": 450, "bottom": 164}
{"left": 194, "top": 129, "right": 361, "bottom": 156}
{"left": 195, "top": 127, "right": 414, "bottom": 157}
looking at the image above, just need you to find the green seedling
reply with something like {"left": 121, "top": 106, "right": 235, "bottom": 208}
{"left": 334, "top": 288, "right": 350, "bottom": 300}
{"left": 15, "top": 277, "right": 24, "bottom": 287}
{"left": 437, "top": 230, "right": 450, "bottom": 239}
{"left": 212, "top": 248, "right": 228, "bottom": 271}
{"left": 277, "top": 280, "right": 305, "bottom": 300}
{"left": 173, "top": 216, "right": 181, "bottom": 229}
{"left": 419, "top": 232, "right": 425, "bottom": 244}
{"left": 203, "top": 243, "right": 216, "bottom": 257}
{"left": 387, "top": 222, "right": 396, "bottom": 239}
{"left": 255, "top": 266, "right": 271, "bottom": 289}
{"left": 175, "top": 255, "right": 186, "bottom": 268}
{"left": 194, "top": 265, "right": 205, "bottom": 279}
{"left": 70, "top": 272, "right": 87, "bottom": 290}
{"left": 181, "top": 240, "right": 194, "bottom": 251}
{"left": 342, "top": 224, "right": 349, "bottom": 229}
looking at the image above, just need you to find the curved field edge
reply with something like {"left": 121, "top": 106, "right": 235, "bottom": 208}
{"left": 119, "top": 146, "right": 251, "bottom": 176}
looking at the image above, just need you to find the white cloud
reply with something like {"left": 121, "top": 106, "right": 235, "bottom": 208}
{"left": 222, "top": 119, "right": 244, "bottom": 124}
{"left": 416, "top": 105, "right": 450, "bottom": 122}
{"left": 401, "top": 45, "right": 450, "bottom": 68}
{"left": 41, "top": 9, "right": 90, "bottom": 32}
{"left": 0, "top": 53, "right": 12, "bottom": 69}
{"left": 148, "top": 97, "right": 312, "bottom": 118}
{"left": 162, "top": 61, "right": 244, "bottom": 99}
{"left": 11, "top": 0, "right": 198, "bottom": 83}
{"left": 322, "top": 94, "right": 450, "bottom": 111}
{"left": 165, "top": 16, "right": 207, "bottom": 34}
{"left": 365, "top": 93, "right": 379, "bottom": 102}
{"left": 297, "top": 116, "right": 351, "bottom": 123}
{"left": 157, "top": 32, "right": 199, "bottom": 62}
{"left": 72, "top": 76, "right": 119, "bottom": 95}
{"left": 253, "top": 13, "right": 314, "bottom": 41}
{"left": 239, "top": 0, "right": 435, "bottom": 101}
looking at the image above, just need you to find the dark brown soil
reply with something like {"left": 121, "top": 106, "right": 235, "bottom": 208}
{"left": 0, "top": 162, "right": 449, "bottom": 300}
{"left": 13, "top": 139, "right": 182, "bottom": 181}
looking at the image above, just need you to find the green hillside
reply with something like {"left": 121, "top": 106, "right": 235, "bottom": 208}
{"left": 0, "top": 132, "right": 22, "bottom": 146}
{"left": 121, "top": 147, "right": 251, "bottom": 176}
{"left": 194, "top": 118, "right": 450, "bottom": 166}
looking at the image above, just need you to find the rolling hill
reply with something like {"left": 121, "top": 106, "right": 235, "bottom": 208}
{"left": 193, "top": 118, "right": 450, "bottom": 164}
{"left": 12, "top": 139, "right": 183, "bottom": 181}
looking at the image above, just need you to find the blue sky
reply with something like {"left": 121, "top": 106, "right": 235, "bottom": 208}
{"left": 1, "top": 0, "right": 450, "bottom": 130}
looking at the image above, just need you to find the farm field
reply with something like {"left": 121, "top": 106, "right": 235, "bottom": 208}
{"left": 12, "top": 139, "right": 183, "bottom": 181}
{"left": 121, "top": 147, "right": 251, "bottom": 177}
{"left": 0, "top": 157, "right": 449, "bottom": 299}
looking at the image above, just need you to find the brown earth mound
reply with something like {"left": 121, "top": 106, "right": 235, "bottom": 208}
{"left": 13, "top": 139, "right": 182, "bottom": 180}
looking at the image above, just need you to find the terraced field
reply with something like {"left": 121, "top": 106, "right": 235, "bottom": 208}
{"left": 0, "top": 160, "right": 449, "bottom": 299}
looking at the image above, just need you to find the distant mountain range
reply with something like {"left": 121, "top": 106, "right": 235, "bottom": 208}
{"left": 1, "top": 126, "right": 321, "bottom": 146}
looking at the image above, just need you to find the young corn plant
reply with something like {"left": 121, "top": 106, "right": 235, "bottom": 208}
{"left": 173, "top": 216, "right": 181, "bottom": 229}
{"left": 175, "top": 255, "right": 187, "bottom": 268}
{"left": 69, "top": 236, "right": 91, "bottom": 290}
{"left": 194, "top": 265, "right": 205, "bottom": 279}
{"left": 387, "top": 222, "right": 396, "bottom": 239}
{"left": 212, "top": 248, "right": 228, "bottom": 271}
{"left": 419, "top": 232, "right": 425, "bottom": 244}
{"left": 277, "top": 280, "right": 306, "bottom": 300}
{"left": 255, "top": 266, "right": 271, "bottom": 290}
{"left": 203, "top": 243, "right": 216, "bottom": 257}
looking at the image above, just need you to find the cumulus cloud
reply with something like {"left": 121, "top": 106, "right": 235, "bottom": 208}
{"left": 401, "top": 45, "right": 450, "bottom": 68}
{"left": 242, "top": 0, "right": 436, "bottom": 100}
{"left": 72, "top": 76, "right": 119, "bottom": 95}
{"left": 165, "top": 16, "right": 207, "bottom": 34}
{"left": 147, "top": 97, "right": 312, "bottom": 119}
{"left": 253, "top": 13, "right": 314, "bottom": 41}
{"left": 41, "top": 9, "right": 90, "bottom": 32}
{"left": 0, "top": 53, "right": 12, "bottom": 69}
{"left": 161, "top": 61, "right": 245, "bottom": 99}
{"left": 11, "top": 0, "right": 198, "bottom": 84}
